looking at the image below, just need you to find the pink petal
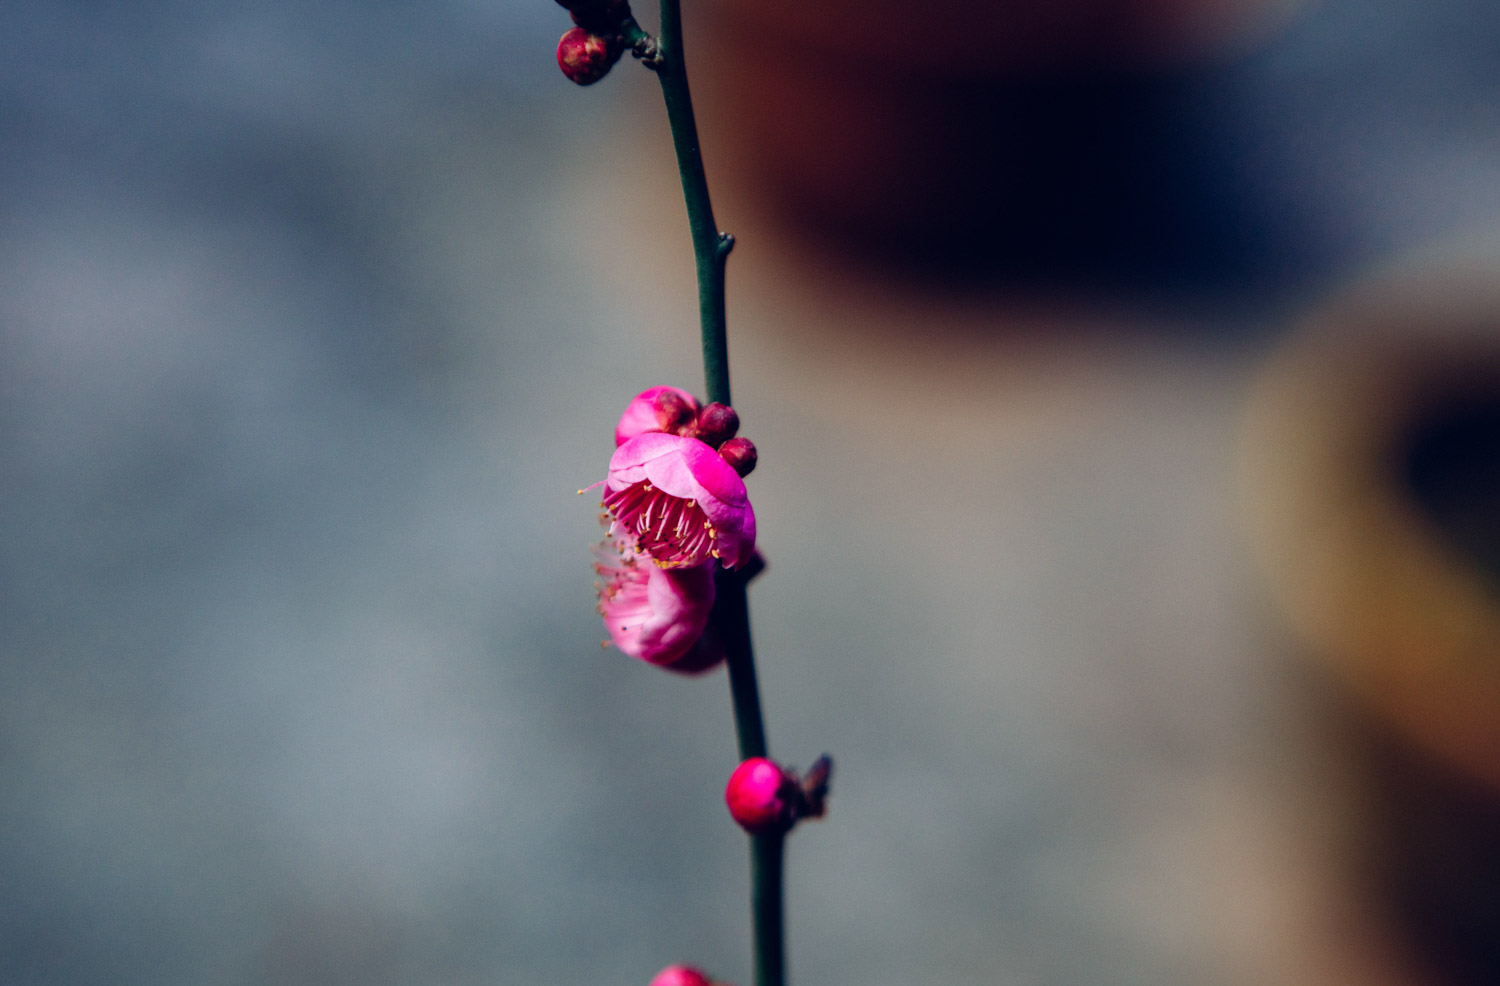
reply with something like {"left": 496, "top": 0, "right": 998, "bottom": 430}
{"left": 597, "top": 534, "right": 716, "bottom": 666}
{"left": 604, "top": 431, "right": 686, "bottom": 488}
{"left": 635, "top": 563, "right": 716, "bottom": 663}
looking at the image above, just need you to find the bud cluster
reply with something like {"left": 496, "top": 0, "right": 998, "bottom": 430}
{"left": 554, "top": 0, "right": 632, "bottom": 85}
{"left": 724, "top": 755, "right": 833, "bottom": 835}
{"left": 619, "top": 387, "right": 757, "bottom": 477}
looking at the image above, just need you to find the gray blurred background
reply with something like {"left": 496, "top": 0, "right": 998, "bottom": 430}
{"left": 3, "top": 2, "right": 1500, "bottom": 984}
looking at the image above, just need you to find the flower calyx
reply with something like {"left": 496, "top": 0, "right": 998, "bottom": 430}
{"left": 723, "top": 754, "right": 834, "bottom": 835}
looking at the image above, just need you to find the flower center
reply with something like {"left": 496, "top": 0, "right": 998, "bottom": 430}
{"left": 602, "top": 481, "right": 718, "bottom": 567}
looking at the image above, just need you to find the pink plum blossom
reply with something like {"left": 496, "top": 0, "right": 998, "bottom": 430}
{"left": 615, "top": 385, "right": 699, "bottom": 447}
{"left": 603, "top": 432, "right": 756, "bottom": 570}
{"left": 593, "top": 526, "right": 718, "bottom": 670}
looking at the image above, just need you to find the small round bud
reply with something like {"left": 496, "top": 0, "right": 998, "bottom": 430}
{"left": 653, "top": 388, "right": 697, "bottom": 433}
{"left": 717, "top": 437, "right": 757, "bottom": 477}
{"left": 725, "top": 757, "right": 794, "bottom": 834}
{"left": 649, "top": 966, "right": 713, "bottom": 986}
{"left": 695, "top": 402, "right": 740, "bottom": 446}
{"left": 557, "top": 27, "right": 618, "bottom": 86}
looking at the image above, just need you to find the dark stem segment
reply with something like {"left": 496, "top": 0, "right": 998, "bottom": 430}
{"left": 650, "top": 0, "right": 733, "bottom": 407}
{"left": 645, "top": 4, "right": 781, "bottom": 985}
{"left": 752, "top": 832, "right": 786, "bottom": 986}
{"left": 715, "top": 571, "right": 766, "bottom": 759}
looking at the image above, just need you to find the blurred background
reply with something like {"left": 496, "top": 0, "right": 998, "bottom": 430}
{"left": 3, "top": 1, "right": 1500, "bottom": 984}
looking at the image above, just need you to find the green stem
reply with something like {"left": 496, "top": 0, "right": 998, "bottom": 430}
{"left": 648, "top": 0, "right": 733, "bottom": 407}
{"left": 716, "top": 570, "right": 766, "bottom": 760}
{"left": 641, "top": 5, "right": 781, "bottom": 985}
{"left": 714, "top": 566, "right": 782, "bottom": 986}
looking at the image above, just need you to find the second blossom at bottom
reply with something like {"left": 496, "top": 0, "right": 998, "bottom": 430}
{"left": 593, "top": 525, "right": 722, "bottom": 673}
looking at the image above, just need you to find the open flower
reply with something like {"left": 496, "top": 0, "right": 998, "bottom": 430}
{"left": 603, "top": 432, "right": 756, "bottom": 569}
{"left": 615, "top": 385, "right": 699, "bottom": 447}
{"left": 593, "top": 526, "right": 717, "bottom": 669}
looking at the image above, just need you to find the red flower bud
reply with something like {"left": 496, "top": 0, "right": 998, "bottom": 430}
{"left": 694, "top": 402, "right": 740, "bottom": 446}
{"left": 648, "top": 967, "right": 715, "bottom": 986}
{"left": 556, "top": 27, "right": 619, "bottom": 86}
{"left": 717, "top": 437, "right": 757, "bottom": 477}
{"left": 724, "top": 757, "right": 795, "bottom": 834}
{"left": 654, "top": 388, "right": 698, "bottom": 433}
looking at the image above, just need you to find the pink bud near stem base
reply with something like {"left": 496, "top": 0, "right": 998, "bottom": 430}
{"left": 724, "top": 757, "right": 795, "bottom": 834}
{"left": 557, "top": 27, "right": 619, "bottom": 86}
{"left": 649, "top": 966, "right": 716, "bottom": 986}
{"left": 616, "top": 385, "right": 700, "bottom": 447}
{"left": 603, "top": 432, "right": 756, "bottom": 570}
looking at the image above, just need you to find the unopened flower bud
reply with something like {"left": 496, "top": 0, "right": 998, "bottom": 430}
{"left": 649, "top": 966, "right": 714, "bottom": 986}
{"left": 654, "top": 388, "right": 697, "bottom": 433}
{"left": 716, "top": 437, "right": 756, "bottom": 477}
{"left": 694, "top": 402, "right": 740, "bottom": 446}
{"left": 725, "top": 757, "right": 795, "bottom": 834}
{"left": 615, "top": 386, "right": 700, "bottom": 447}
{"left": 557, "top": 27, "right": 619, "bottom": 86}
